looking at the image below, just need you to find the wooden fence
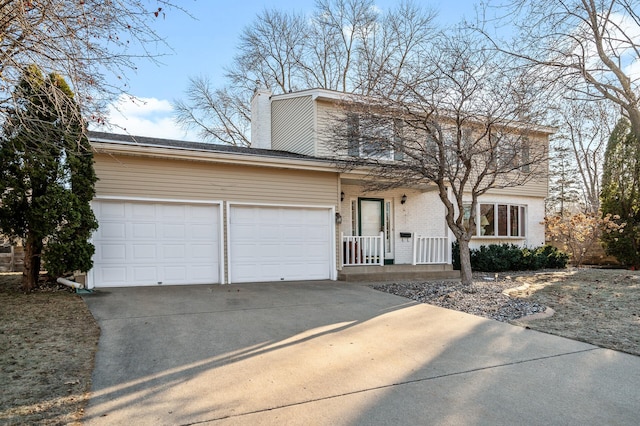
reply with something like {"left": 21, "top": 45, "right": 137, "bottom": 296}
{"left": 0, "top": 245, "right": 24, "bottom": 272}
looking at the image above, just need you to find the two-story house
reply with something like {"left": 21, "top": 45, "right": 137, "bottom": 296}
{"left": 84, "top": 88, "right": 551, "bottom": 289}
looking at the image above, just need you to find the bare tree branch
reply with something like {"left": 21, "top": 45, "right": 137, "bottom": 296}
{"left": 174, "top": 0, "right": 437, "bottom": 144}
{"left": 1, "top": 0, "right": 189, "bottom": 139}
{"left": 476, "top": 0, "right": 640, "bottom": 139}
{"left": 325, "top": 29, "right": 550, "bottom": 285}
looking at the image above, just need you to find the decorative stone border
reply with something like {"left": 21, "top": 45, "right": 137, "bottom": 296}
{"left": 503, "top": 282, "right": 556, "bottom": 321}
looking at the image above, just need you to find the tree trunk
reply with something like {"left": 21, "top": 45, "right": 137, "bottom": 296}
{"left": 21, "top": 232, "right": 41, "bottom": 292}
{"left": 458, "top": 238, "right": 473, "bottom": 286}
{"left": 628, "top": 107, "right": 640, "bottom": 144}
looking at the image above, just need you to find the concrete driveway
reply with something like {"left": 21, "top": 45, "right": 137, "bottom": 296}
{"left": 82, "top": 281, "right": 640, "bottom": 425}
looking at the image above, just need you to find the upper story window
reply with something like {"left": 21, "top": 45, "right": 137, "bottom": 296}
{"left": 490, "top": 130, "right": 531, "bottom": 172}
{"left": 463, "top": 202, "right": 526, "bottom": 237}
{"left": 347, "top": 114, "right": 403, "bottom": 160}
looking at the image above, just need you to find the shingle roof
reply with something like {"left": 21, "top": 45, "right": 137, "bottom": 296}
{"left": 88, "top": 131, "right": 331, "bottom": 162}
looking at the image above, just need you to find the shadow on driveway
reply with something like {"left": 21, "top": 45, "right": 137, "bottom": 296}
{"left": 82, "top": 281, "right": 640, "bottom": 425}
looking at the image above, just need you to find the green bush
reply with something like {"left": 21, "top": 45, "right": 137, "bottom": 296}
{"left": 452, "top": 242, "right": 568, "bottom": 272}
{"left": 535, "top": 244, "right": 570, "bottom": 269}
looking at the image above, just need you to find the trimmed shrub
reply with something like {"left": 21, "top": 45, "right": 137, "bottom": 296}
{"left": 452, "top": 242, "right": 568, "bottom": 272}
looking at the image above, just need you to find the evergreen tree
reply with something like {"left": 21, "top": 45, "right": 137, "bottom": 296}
{"left": 547, "top": 142, "right": 582, "bottom": 215}
{"left": 600, "top": 118, "right": 640, "bottom": 268}
{"left": 0, "top": 66, "right": 98, "bottom": 291}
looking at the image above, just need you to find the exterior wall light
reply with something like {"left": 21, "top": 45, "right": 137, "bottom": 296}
{"left": 401, "top": 194, "right": 407, "bottom": 204}
{"left": 341, "top": 191, "right": 345, "bottom": 202}
{"left": 335, "top": 212, "right": 343, "bottom": 224}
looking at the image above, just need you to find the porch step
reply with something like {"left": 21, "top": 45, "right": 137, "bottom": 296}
{"left": 338, "top": 264, "right": 460, "bottom": 282}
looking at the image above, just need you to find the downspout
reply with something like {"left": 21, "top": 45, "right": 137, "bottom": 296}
{"left": 57, "top": 277, "right": 84, "bottom": 290}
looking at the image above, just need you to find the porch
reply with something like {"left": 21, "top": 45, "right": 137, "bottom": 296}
{"left": 339, "top": 233, "right": 460, "bottom": 282}
{"left": 338, "top": 263, "right": 459, "bottom": 282}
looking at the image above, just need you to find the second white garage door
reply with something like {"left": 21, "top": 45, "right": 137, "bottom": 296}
{"left": 229, "top": 206, "right": 333, "bottom": 283}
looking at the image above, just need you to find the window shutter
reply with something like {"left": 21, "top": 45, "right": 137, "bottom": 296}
{"left": 347, "top": 114, "right": 360, "bottom": 157}
{"left": 393, "top": 118, "right": 404, "bottom": 160}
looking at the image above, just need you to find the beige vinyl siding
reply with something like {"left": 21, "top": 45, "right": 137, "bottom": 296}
{"left": 271, "top": 96, "right": 315, "bottom": 155}
{"left": 315, "top": 99, "right": 344, "bottom": 158}
{"left": 94, "top": 153, "right": 338, "bottom": 206}
{"left": 485, "top": 177, "right": 548, "bottom": 198}
{"left": 485, "top": 133, "right": 549, "bottom": 198}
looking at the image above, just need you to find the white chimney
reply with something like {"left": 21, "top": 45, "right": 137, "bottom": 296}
{"left": 251, "top": 87, "right": 272, "bottom": 149}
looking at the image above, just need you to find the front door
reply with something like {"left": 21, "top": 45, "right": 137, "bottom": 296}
{"left": 358, "top": 198, "right": 394, "bottom": 264}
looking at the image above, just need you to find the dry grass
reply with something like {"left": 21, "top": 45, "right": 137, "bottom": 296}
{"left": 0, "top": 273, "right": 100, "bottom": 425}
{"left": 509, "top": 268, "right": 640, "bottom": 356}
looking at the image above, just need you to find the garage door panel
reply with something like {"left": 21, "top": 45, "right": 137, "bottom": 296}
{"left": 259, "top": 244, "right": 283, "bottom": 259}
{"left": 99, "top": 223, "right": 126, "bottom": 239}
{"left": 232, "top": 243, "right": 260, "bottom": 259}
{"left": 161, "top": 204, "right": 186, "bottom": 219}
{"left": 256, "top": 226, "right": 280, "bottom": 240}
{"left": 131, "top": 203, "right": 155, "bottom": 218}
{"left": 162, "top": 244, "right": 186, "bottom": 259}
{"left": 257, "top": 263, "right": 284, "bottom": 281}
{"left": 189, "top": 243, "right": 217, "bottom": 259}
{"left": 99, "top": 202, "right": 125, "bottom": 218}
{"left": 254, "top": 208, "right": 277, "bottom": 223}
{"left": 97, "top": 267, "right": 127, "bottom": 286}
{"left": 191, "top": 224, "right": 218, "bottom": 240}
{"left": 132, "top": 266, "right": 158, "bottom": 281}
{"left": 305, "top": 227, "right": 329, "bottom": 240}
{"left": 132, "top": 244, "right": 156, "bottom": 260}
{"left": 162, "top": 224, "right": 186, "bottom": 239}
{"left": 92, "top": 201, "right": 220, "bottom": 287}
{"left": 164, "top": 266, "right": 188, "bottom": 281}
{"left": 280, "top": 244, "right": 306, "bottom": 258}
{"left": 132, "top": 223, "right": 156, "bottom": 238}
{"left": 232, "top": 225, "right": 257, "bottom": 239}
{"left": 190, "top": 207, "right": 215, "bottom": 221}
{"left": 98, "top": 244, "right": 126, "bottom": 261}
{"left": 306, "top": 243, "right": 330, "bottom": 258}
{"left": 280, "top": 226, "right": 305, "bottom": 240}
{"left": 189, "top": 265, "right": 218, "bottom": 280}
{"left": 230, "top": 206, "right": 332, "bottom": 283}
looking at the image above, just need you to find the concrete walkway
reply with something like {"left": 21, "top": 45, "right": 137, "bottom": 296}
{"left": 82, "top": 281, "right": 640, "bottom": 425}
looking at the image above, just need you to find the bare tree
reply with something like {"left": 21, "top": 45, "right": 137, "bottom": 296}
{"left": 174, "top": 0, "right": 437, "bottom": 145}
{"left": 353, "top": 1, "right": 437, "bottom": 97}
{"left": 226, "top": 9, "right": 309, "bottom": 94}
{"left": 327, "top": 30, "right": 549, "bottom": 286}
{"left": 173, "top": 78, "right": 252, "bottom": 146}
{"left": 480, "top": 0, "right": 640, "bottom": 141}
{"left": 552, "top": 98, "right": 618, "bottom": 213}
{"left": 0, "top": 0, "right": 186, "bottom": 136}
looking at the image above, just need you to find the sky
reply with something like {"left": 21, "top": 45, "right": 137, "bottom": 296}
{"left": 96, "top": 0, "right": 481, "bottom": 140}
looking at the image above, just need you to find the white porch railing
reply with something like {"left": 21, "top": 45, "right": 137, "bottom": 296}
{"left": 413, "top": 236, "right": 449, "bottom": 265}
{"left": 342, "top": 232, "right": 384, "bottom": 266}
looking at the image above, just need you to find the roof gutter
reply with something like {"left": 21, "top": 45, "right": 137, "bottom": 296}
{"left": 91, "top": 141, "right": 339, "bottom": 173}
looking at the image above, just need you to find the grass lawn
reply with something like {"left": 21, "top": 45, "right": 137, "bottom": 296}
{"left": 509, "top": 268, "right": 640, "bottom": 356}
{"left": 0, "top": 273, "right": 100, "bottom": 425}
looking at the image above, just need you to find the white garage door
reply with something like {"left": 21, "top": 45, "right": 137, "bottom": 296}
{"left": 91, "top": 200, "right": 221, "bottom": 287}
{"left": 229, "top": 206, "right": 332, "bottom": 283}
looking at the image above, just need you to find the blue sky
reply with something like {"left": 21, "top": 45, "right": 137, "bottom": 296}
{"left": 100, "top": 0, "right": 480, "bottom": 140}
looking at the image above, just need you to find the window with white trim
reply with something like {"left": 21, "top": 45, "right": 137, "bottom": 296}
{"left": 493, "top": 131, "right": 531, "bottom": 172}
{"left": 347, "top": 114, "right": 402, "bottom": 160}
{"left": 463, "top": 202, "right": 526, "bottom": 237}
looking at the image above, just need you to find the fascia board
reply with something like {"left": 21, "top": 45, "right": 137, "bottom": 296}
{"left": 91, "top": 142, "right": 338, "bottom": 173}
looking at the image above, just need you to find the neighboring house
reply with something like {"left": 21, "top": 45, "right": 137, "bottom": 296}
{"left": 85, "top": 88, "right": 551, "bottom": 289}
